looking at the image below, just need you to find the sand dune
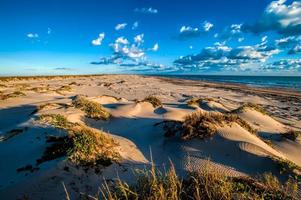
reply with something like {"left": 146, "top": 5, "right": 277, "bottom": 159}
{"left": 0, "top": 75, "right": 300, "bottom": 199}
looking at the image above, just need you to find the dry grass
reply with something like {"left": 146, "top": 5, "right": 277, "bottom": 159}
{"left": 56, "top": 85, "right": 72, "bottom": 94}
{"left": 233, "top": 102, "right": 268, "bottom": 115}
{"left": 72, "top": 95, "right": 110, "bottom": 120}
{"left": 142, "top": 95, "right": 162, "bottom": 108}
{"left": 30, "top": 86, "right": 52, "bottom": 93}
{"left": 180, "top": 111, "right": 256, "bottom": 140}
{"left": 100, "top": 161, "right": 298, "bottom": 200}
{"left": 281, "top": 130, "right": 301, "bottom": 141}
{"left": 187, "top": 97, "right": 215, "bottom": 106}
{"left": 271, "top": 156, "right": 301, "bottom": 180}
{"left": 37, "top": 114, "right": 119, "bottom": 167}
{"left": 0, "top": 91, "right": 26, "bottom": 100}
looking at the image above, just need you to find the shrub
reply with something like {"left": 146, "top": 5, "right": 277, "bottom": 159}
{"left": 72, "top": 95, "right": 110, "bottom": 120}
{"left": 180, "top": 111, "right": 256, "bottom": 140}
{"left": 37, "top": 114, "right": 119, "bottom": 167}
{"left": 142, "top": 95, "right": 162, "bottom": 108}
{"left": 281, "top": 130, "right": 301, "bottom": 141}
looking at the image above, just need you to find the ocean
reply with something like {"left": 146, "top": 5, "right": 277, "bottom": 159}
{"left": 153, "top": 75, "right": 301, "bottom": 91}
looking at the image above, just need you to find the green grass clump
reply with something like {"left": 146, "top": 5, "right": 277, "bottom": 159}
{"left": 180, "top": 111, "right": 256, "bottom": 140}
{"left": 271, "top": 157, "right": 301, "bottom": 180}
{"left": 281, "top": 130, "right": 301, "bottom": 141}
{"left": 100, "top": 161, "right": 298, "bottom": 200}
{"left": 37, "top": 114, "right": 119, "bottom": 167}
{"left": 39, "top": 114, "right": 72, "bottom": 129}
{"left": 234, "top": 102, "right": 268, "bottom": 115}
{"left": 142, "top": 95, "right": 162, "bottom": 108}
{"left": 72, "top": 95, "right": 110, "bottom": 120}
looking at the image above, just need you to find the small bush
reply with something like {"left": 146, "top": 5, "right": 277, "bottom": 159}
{"left": 142, "top": 95, "right": 162, "bottom": 108}
{"left": 56, "top": 85, "right": 72, "bottom": 94}
{"left": 180, "top": 111, "right": 256, "bottom": 140}
{"left": 281, "top": 130, "right": 301, "bottom": 141}
{"left": 187, "top": 97, "right": 215, "bottom": 106}
{"left": 72, "top": 95, "right": 110, "bottom": 120}
{"left": 37, "top": 115, "right": 119, "bottom": 167}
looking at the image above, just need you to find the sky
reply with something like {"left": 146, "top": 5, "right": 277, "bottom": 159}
{"left": 0, "top": 0, "right": 300, "bottom": 76}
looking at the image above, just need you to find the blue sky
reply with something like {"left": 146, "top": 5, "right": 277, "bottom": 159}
{"left": 0, "top": 0, "right": 300, "bottom": 75}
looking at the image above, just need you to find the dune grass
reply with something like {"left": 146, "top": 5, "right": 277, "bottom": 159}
{"left": 0, "top": 91, "right": 26, "bottom": 100}
{"left": 271, "top": 157, "right": 301, "bottom": 180}
{"left": 142, "top": 95, "right": 162, "bottom": 108}
{"left": 100, "top": 161, "right": 298, "bottom": 200}
{"left": 72, "top": 95, "right": 110, "bottom": 120}
{"left": 281, "top": 130, "right": 301, "bottom": 141}
{"left": 37, "top": 114, "right": 119, "bottom": 167}
{"left": 175, "top": 111, "right": 256, "bottom": 140}
{"left": 187, "top": 97, "right": 215, "bottom": 106}
{"left": 233, "top": 102, "right": 268, "bottom": 115}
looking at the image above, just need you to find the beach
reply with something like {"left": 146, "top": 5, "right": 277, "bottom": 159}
{"left": 0, "top": 74, "right": 300, "bottom": 199}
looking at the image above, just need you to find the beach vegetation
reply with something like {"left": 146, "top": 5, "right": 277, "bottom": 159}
{"left": 142, "top": 95, "right": 162, "bottom": 108}
{"left": 100, "top": 161, "right": 298, "bottom": 200}
{"left": 37, "top": 114, "right": 119, "bottom": 167}
{"left": 72, "top": 95, "right": 111, "bottom": 120}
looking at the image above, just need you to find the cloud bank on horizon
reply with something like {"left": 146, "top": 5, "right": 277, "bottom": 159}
{"left": 0, "top": 0, "right": 300, "bottom": 75}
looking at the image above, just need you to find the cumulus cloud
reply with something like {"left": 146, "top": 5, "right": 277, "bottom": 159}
{"left": 243, "top": 0, "right": 301, "bottom": 36}
{"left": 203, "top": 21, "right": 214, "bottom": 32}
{"left": 261, "top": 59, "right": 301, "bottom": 72}
{"left": 151, "top": 43, "right": 159, "bottom": 51}
{"left": 134, "top": 34, "right": 144, "bottom": 44}
{"left": 91, "top": 33, "right": 105, "bottom": 46}
{"left": 91, "top": 35, "right": 160, "bottom": 68}
{"left": 27, "top": 33, "right": 39, "bottom": 38}
{"left": 218, "top": 24, "right": 244, "bottom": 41}
{"left": 134, "top": 7, "right": 158, "bottom": 14}
{"left": 275, "top": 35, "right": 301, "bottom": 54}
{"left": 173, "top": 40, "right": 280, "bottom": 72}
{"left": 178, "top": 26, "right": 200, "bottom": 40}
{"left": 115, "top": 23, "right": 127, "bottom": 31}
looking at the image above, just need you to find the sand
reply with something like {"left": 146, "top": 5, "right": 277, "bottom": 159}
{"left": 0, "top": 74, "right": 300, "bottom": 199}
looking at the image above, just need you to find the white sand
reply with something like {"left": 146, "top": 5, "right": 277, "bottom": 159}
{"left": 0, "top": 75, "right": 300, "bottom": 199}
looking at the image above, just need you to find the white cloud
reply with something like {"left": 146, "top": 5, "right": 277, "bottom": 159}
{"left": 261, "top": 59, "right": 301, "bottom": 72}
{"left": 91, "top": 33, "right": 105, "bottom": 46}
{"left": 152, "top": 43, "right": 159, "bottom": 51}
{"left": 132, "top": 21, "right": 139, "bottom": 30}
{"left": 115, "top": 36, "right": 129, "bottom": 45}
{"left": 203, "top": 21, "right": 214, "bottom": 32}
{"left": 178, "top": 26, "right": 200, "bottom": 40}
{"left": 134, "top": 7, "right": 158, "bottom": 14}
{"left": 27, "top": 33, "right": 39, "bottom": 38}
{"left": 115, "top": 23, "right": 127, "bottom": 31}
{"left": 243, "top": 0, "right": 301, "bottom": 36}
{"left": 134, "top": 34, "right": 144, "bottom": 44}
{"left": 174, "top": 40, "right": 280, "bottom": 72}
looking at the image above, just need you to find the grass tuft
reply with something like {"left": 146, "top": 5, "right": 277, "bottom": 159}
{"left": 142, "top": 95, "right": 162, "bottom": 108}
{"left": 37, "top": 114, "right": 119, "bottom": 167}
{"left": 0, "top": 91, "right": 26, "bottom": 100}
{"left": 180, "top": 111, "right": 257, "bottom": 140}
{"left": 281, "top": 130, "right": 301, "bottom": 141}
{"left": 233, "top": 102, "right": 268, "bottom": 115}
{"left": 72, "top": 95, "right": 110, "bottom": 120}
{"left": 100, "top": 160, "right": 298, "bottom": 200}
